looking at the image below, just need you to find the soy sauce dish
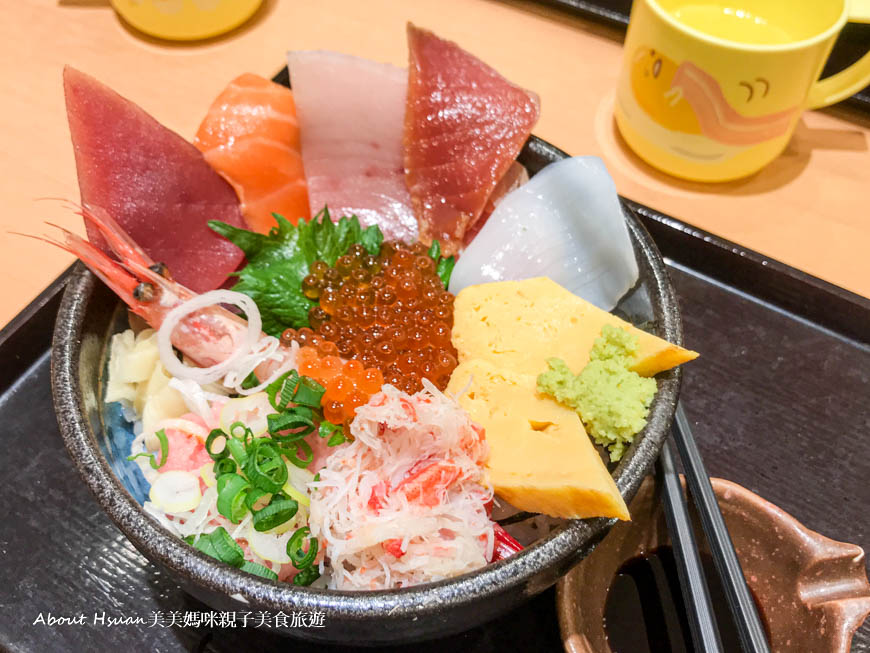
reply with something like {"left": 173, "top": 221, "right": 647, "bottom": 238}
{"left": 49, "top": 25, "right": 687, "bottom": 644}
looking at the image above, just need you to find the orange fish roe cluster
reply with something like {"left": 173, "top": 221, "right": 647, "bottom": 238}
{"left": 301, "top": 240, "right": 458, "bottom": 394}
{"left": 276, "top": 340, "right": 384, "bottom": 425}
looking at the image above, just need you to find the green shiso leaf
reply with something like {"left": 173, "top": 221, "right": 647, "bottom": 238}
{"left": 209, "top": 207, "right": 384, "bottom": 336}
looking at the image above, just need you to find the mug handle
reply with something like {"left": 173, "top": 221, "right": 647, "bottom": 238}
{"left": 806, "top": 0, "right": 870, "bottom": 108}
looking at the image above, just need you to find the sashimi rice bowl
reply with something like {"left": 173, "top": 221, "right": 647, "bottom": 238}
{"left": 49, "top": 24, "right": 696, "bottom": 642}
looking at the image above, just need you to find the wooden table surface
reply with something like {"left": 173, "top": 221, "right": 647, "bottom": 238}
{"left": 1, "top": 0, "right": 869, "bottom": 329}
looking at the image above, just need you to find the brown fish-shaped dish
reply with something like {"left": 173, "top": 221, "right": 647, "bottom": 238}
{"left": 558, "top": 476, "right": 870, "bottom": 652}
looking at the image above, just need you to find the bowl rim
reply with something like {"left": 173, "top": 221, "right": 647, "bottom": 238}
{"left": 50, "top": 136, "right": 683, "bottom": 619}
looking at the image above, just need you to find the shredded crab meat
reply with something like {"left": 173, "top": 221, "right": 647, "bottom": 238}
{"left": 309, "top": 380, "right": 495, "bottom": 590}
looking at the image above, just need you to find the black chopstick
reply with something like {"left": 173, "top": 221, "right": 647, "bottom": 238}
{"left": 670, "top": 403, "right": 771, "bottom": 653}
{"left": 656, "top": 439, "right": 724, "bottom": 652}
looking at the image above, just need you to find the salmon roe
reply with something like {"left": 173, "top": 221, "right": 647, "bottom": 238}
{"left": 303, "top": 240, "right": 458, "bottom": 394}
{"left": 275, "top": 341, "right": 384, "bottom": 425}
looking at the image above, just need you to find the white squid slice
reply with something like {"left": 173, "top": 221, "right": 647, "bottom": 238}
{"left": 449, "top": 156, "right": 639, "bottom": 311}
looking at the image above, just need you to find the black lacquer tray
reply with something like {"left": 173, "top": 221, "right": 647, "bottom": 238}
{"left": 3, "top": 58, "right": 869, "bottom": 650}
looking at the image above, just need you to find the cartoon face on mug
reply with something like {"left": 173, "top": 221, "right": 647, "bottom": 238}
{"left": 629, "top": 47, "right": 798, "bottom": 150}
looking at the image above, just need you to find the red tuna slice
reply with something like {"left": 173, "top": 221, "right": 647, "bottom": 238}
{"left": 63, "top": 67, "right": 246, "bottom": 293}
{"left": 287, "top": 51, "right": 418, "bottom": 243}
{"left": 465, "top": 161, "right": 529, "bottom": 246}
{"left": 404, "top": 24, "right": 540, "bottom": 255}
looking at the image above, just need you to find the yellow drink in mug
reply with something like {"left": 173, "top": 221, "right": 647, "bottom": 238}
{"left": 615, "top": 0, "right": 870, "bottom": 181}
{"left": 111, "top": 0, "right": 263, "bottom": 41}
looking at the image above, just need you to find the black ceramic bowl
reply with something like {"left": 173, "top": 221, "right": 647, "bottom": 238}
{"left": 51, "top": 137, "right": 683, "bottom": 645}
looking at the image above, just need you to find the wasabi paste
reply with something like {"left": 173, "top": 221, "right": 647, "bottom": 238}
{"left": 537, "top": 324, "right": 656, "bottom": 461}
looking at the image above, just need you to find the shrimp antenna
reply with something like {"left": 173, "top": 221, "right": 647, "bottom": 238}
{"left": 44, "top": 220, "right": 74, "bottom": 233}
{"left": 76, "top": 204, "right": 155, "bottom": 269}
{"left": 33, "top": 197, "right": 83, "bottom": 213}
{"left": 7, "top": 230, "right": 66, "bottom": 248}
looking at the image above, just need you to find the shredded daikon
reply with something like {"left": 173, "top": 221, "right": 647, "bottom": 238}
{"left": 143, "top": 501, "right": 183, "bottom": 536}
{"left": 168, "top": 378, "right": 228, "bottom": 423}
{"left": 129, "top": 431, "right": 160, "bottom": 485}
{"left": 232, "top": 338, "right": 300, "bottom": 396}
{"left": 177, "top": 487, "right": 219, "bottom": 538}
{"left": 231, "top": 512, "right": 253, "bottom": 540}
{"left": 157, "top": 290, "right": 261, "bottom": 384}
{"left": 156, "top": 290, "right": 299, "bottom": 397}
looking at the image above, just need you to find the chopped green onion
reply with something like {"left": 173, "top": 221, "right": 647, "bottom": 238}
{"left": 268, "top": 407, "right": 316, "bottom": 439}
{"left": 213, "top": 458, "right": 236, "bottom": 477}
{"left": 185, "top": 527, "right": 244, "bottom": 567}
{"left": 252, "top": 494, "right": 298, "bottom": 532}
{"left": 241, "top": 560, "right": 278, "bottom": 580}
{"left": 436, "top": 256, "right": 456, "bottom": 288}
{"left": 216, "top": 473, "right": 234, "bottom": 492}
{"left": 208, "top": 526, "right": 245, "bottom": 567}
{"left": 186, "top": 530, "right": 273, "bottom": 578}
{"left": 244, "top": 488, "right": 270, "bottom": 512}
{"left": 205, "top": 429, "right": 229, "bottom": 460}
{"left": 279, "top": 372, "right": 299, "bottom": 409}
{"left": 226, "top": 438, "right": 248, "bottom": 467}
{"left": 240, "top": 371, "right": 260, "bottom": 390}
{"left": 126, "top": 428, "right": 169, "bottom": 470}
{"left": 154, "top": 428, "right": 169, "bottom": 467}
{"left": 185, "top": 533, "right": 219, "bottom": 559}
{"left": 216, "top": 474, "right": 251, "bottom": 523}
{"left": 284, "top": 439, "right": 314, "bottom": 469}
{"left": 266, "top": 371, "right": 324, "bottom": 411}
{"left": 426, "top": 239, "right": 455, "bottom": 288}
{"left": 293, "top": 376, "right": 325, "bottom": 408}
{"left": 266, "top": 370, "right": 300, "bottom": 412}
{"left": 318, "top": 421, "right": 340, "bottom": 439}
{"left": 327, "top": 431, "right": 347, "bottom": 447}
{"left": 313, "top": 472, "right": 321, "bottom": 483}
{"left": 287, "top": 526, "right": 318, "bottom": 569}
{"left": 320, "top": 421, "right": 347, "bottom": 446}
{"left": 292, "top": 566, "right": 321, "bottom": 586}
{"left": 229, "top": 421, "right": 253, "bottom": 442}
{"left": 244, "top": 440, "right": 288, "bottom": 493}
{"left": 127, "top": 452, "right": 156, "bottom": 467}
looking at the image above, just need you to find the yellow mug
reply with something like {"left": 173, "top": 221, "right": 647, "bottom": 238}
{"left": 111, "top": 0, "right": 263, "bottom": 41}
{"left": 615, "top": 0, "right": 870, "bottom": 181}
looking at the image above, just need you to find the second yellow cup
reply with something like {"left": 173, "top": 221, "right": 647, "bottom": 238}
{"left": 615, "top": 0, "right": 870, "bottom": 181}
{"left": 111, "top": 0, "right": 263, "bottom": 41}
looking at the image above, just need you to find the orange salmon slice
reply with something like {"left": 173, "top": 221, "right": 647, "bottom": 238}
{"left": 195, "top": 73, "right": 310, "bottom": 233}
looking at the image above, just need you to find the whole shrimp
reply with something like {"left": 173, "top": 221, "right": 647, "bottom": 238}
{"left": 46, "top": 205, "right": 294, "bottom": 388}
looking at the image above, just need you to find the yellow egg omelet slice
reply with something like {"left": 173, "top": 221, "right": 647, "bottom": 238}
{"left": 452, "top": 277, "right": 697, "bottom": 377}
{"left": 446, "top": 359, "right": 630, "bottom": 521}
{"left": 448, "top": 277, "right": 698, "bottom": 520}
